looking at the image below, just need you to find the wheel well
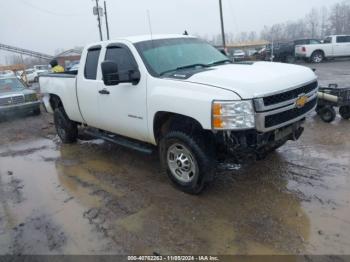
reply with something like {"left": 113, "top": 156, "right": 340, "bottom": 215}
{"left": 153, "top": 112, "right": 204, "bottom": 143}
{"left": 49, "top": 94, "right": 63, "bottom": 110}
{"left": 312, "top": 49, "right": 325, "bottom": 56}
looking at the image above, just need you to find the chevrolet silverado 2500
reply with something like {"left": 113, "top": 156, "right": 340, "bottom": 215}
{"left": 40, "top": 35, "right": 318, "bottom": 194}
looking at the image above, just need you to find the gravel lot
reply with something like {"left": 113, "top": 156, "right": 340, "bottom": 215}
{"left": 0, "top": 60, "right": 349, "bottom": 256}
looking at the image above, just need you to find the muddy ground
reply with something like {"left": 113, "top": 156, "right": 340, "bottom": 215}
{"left": 0, "top": 61, "right": 349, "bottom": 256}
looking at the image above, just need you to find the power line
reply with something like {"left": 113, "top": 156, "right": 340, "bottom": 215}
{"left": 18, "top": 0, "right": 84, "bottom": 17}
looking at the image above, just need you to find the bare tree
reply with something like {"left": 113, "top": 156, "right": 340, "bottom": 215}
{"left": 329, "top": 1, "right": 350, "bottom": 34}
{"left": 306, "top": 8, "right": 320, "bottom": 38}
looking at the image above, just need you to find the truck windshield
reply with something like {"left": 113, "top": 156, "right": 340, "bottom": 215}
{"left": 0, "top": 78, "right": 25, "bottom": 93}
{"left": 134, "top": 38, "right": 229, "bottom": 76}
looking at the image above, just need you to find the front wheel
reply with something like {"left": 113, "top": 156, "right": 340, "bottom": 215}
{"left": 339, "top": 106, "right": 350, "bottom": 119}
{"left": 159, "top": 131, "right": 215, "bottom": 194}
{"left": 54, "top": 108, "right": 78, "bottom": 143}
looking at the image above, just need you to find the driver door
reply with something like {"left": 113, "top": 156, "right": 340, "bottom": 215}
{"left": 97, "top": 43, "right": 148, "bottom": 142}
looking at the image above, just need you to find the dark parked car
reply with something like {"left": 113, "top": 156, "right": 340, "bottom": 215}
{"left": 263, "top": 39, "right": 321, "bottom": 63}
{"left": 0, "top": 77, "right": 40, "bottom": 120}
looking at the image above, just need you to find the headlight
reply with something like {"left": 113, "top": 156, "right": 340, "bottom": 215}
{"left": 212, "top": 100, "right": 255, "bottom": 130}
{"left": 25, "top": 93, "right": 38, "bottom": 102}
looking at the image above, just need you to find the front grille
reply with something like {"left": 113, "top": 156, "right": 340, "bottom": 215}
{"left": 11, "top": 95, "right": 25, "bottom": 104}
{"left": 0, "top": 98, "right": 10, "bottom": 106}
{"left": 265, "top": 98, "right": 317, "bottom": 128}
{"left": 0, "top": 95, "right": 24, "bottom": 106}
{"left": 263, "top": 81, "right": 318, "bottom": 106}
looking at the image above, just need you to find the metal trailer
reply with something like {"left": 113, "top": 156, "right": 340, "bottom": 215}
{"left": 316, "top": 84, "right": 350, "bottom": 122}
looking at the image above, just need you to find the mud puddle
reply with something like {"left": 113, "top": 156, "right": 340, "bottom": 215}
{"left": 0, "top": 116, "right": 349, "bottom": 255}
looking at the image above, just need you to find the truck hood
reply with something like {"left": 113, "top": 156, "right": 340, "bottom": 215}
{"left": 184, "top": 62, "right": 317, "bottom": 99}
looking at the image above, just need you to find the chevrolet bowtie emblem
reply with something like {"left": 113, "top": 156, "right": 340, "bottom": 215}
{"left": 296, "top": 95, "right": 308, "bottom": 108}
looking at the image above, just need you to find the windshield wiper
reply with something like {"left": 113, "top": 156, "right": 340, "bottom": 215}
{"left": 207, "top": 59, "right": 232, "bottom": 66}
{"left": 159, "top": 63, "right": 210, "bottom": 76}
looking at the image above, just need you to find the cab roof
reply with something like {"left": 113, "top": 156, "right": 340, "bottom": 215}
{"left": 93, "top": 34, "right": 196, "bottom": 45}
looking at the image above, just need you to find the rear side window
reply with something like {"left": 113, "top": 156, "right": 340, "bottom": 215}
{"left": 310, "top": 39, "right": 320, "bottom": 44}
{"left": 295, "top": 40, "right": 307, "bottom": 45}
{"left": 105, "top": 46, "right": 138, "bottom": 82}
{"left": 84, "top": 48, "right": 101, "bottom": 80}
{"left": 336, "top": 36, "right": 350, "bottom": 43}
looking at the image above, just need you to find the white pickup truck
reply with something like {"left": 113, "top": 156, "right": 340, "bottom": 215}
{"left": 40, "top": 35, "right": 318, "bottom": 194}
{"left": 295, "top": 35, "right": 350, "bottom": 63}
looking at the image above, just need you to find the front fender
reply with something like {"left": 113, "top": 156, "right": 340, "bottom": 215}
{"left": 147, "top": 80, "right": 240, "bottom": 144}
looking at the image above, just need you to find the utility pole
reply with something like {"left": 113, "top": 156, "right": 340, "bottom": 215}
{"left": 219, "top": 0, "right": 226, "bottom": 48}
{"left": 104, "top": 1, "right": 110, "bottom": 40}
{"left": 94, "top": 0, "right": 103, "bottom": 41}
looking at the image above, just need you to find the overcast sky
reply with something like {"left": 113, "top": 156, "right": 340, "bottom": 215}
{"left": 0, "top": 0, "right": 343, "bottom": 62}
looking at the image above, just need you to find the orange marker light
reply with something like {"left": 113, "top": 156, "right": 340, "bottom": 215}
{"left": 213, "top": 116, "right": 223, "bottom": 129}
{"left": 212, "top": 103, "right": 222, "bottom": 116}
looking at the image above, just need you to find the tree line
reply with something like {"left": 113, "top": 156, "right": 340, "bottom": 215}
{"left": 204, "top": 0, "right": 350, "bottom": 45}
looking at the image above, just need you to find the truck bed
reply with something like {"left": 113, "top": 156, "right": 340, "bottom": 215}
{"left": 39, "top": 73, "right": 84, "bottom": 123}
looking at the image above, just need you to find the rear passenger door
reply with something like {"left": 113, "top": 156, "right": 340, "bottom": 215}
{"left": 76, "top": 45, "right": 103, "bottom": 128}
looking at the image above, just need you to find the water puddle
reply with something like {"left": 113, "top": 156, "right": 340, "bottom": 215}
{"left": 0, "top": 130, "right": 349, "bottom": 254}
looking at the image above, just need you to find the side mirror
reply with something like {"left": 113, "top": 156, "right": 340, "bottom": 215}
{"left": 129, "top": 69, "right": 141, "bottom": 85}
{"left": 101, "top": 61, "right": 141, "bottom": 86}
{"left": 101, "top": 61, "right": 119, "bottom": 86}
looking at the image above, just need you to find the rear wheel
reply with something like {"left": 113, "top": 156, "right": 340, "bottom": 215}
{"left": 286, "top": 55, "right": 295, "bottom": 64}
{"left": 54, "top": 108, "right": 78, "bottom": 143}
{"left": 311, "top": 51, "right": 324, "bottom": 63}
{"left": 159, "top": 131, "right": 215, "bottom": 194}
{"left": 319, "top": 106, "right": 336, "bottom": 123}
{"left": 339, "top": 106, "right": 350, "bottom": 120}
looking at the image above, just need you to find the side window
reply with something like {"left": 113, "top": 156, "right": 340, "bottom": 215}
{"left": 336, "top": 36, "right": 350, "bottom": 43}
{"left": 310, "top": 40, "right": 320, "bottom": 44}
{"left": 84, "top": 48, "right": 101, "bottom": 80}
{"left": 323, "top": 37, "right": 332, "bottom": 44}
{"left": 105, "top": 46, "right": 138, "bottom": 82}
{"left": 105, "top": 46, "right": 137, "bottom": 70}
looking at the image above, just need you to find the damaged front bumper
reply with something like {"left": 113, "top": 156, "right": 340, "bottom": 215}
{"left": 215, "top": 119, "right": 305, "bottom": 164}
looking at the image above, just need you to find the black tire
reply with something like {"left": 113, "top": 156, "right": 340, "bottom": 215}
{"left": 34, "top": 77, "right": 39, "bottom": 83}
{"left": 54, "top": 107, "right": 78, "bottom": 143}
{"left": 33, "top": 107, "right": 41, "bottom": 116}
{"left": 286, "top": 55, "right": 295, "bottom": 64}
{"left": 339, "top": 106, "right": 350, "bottom": 120}
{"left": 316, "top": 105, "right": 325, "bottom": 115}
{"left": 319, "top": 106, "right": 336, "bottom": 123}
{"left": 310, "top": 51, "right": 324, "bottom": 63}
{"left": 159, "top": 131, "right": 215, "bottom": 194}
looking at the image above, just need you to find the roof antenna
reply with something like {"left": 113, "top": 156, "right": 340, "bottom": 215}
{"left": 147, "top": 10, "right": 153, "bottom": 40}
{"left": 147, "top": 9, "right": 160, "bottom": 74}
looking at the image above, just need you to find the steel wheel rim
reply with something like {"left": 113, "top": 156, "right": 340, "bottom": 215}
{"left": 314, "top": 54, "right": 322, "bottom": 63}
{"left": 167, "top": 143, "right": 197, "bottom": 183}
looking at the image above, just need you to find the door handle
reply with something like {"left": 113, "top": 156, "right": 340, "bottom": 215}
{"left": 99, "top": 89, "right": 110, "bottom": 95}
